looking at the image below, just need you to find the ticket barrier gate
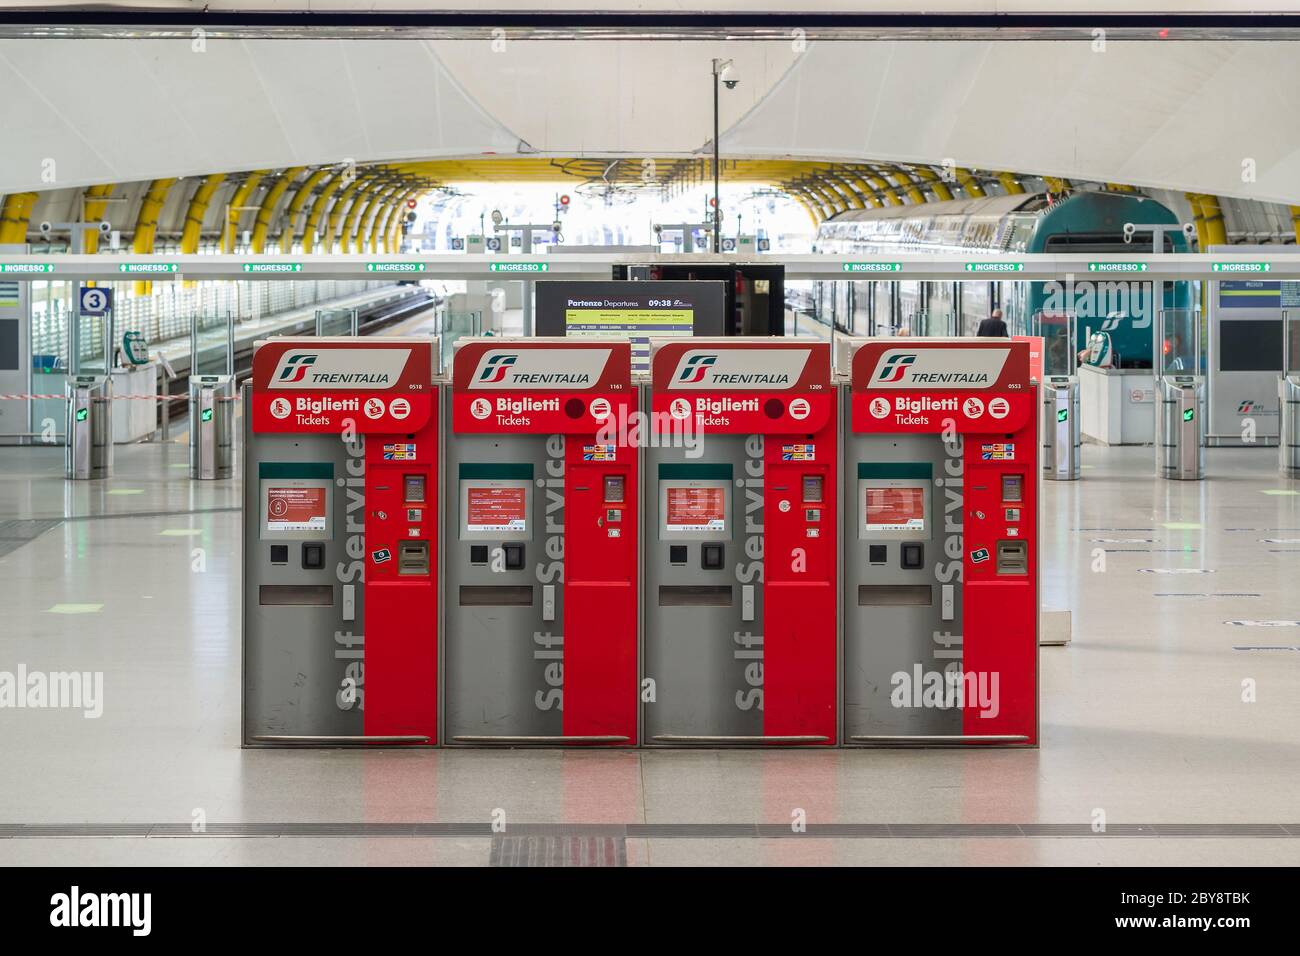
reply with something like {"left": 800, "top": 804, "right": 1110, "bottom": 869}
{"left": 642, "top": 339, "right": 838, "bottom": 745}
{"left": 1041, "top": 375, "right": 1080, "bottom": 481}
{"left": 1281, "top": 374, "right": 1300, "bottom": 479}
{"left": 442, "top": 338, "right": 639, "bottom": 745}
{"left": 1157, "top": 374, "right": 1206, "bottom": 481}
{"left": 242, "top": 337, "right": 439, "bottom": 746}
{"left": 839, "top": 337, "right": 1038, "bottom": 746}
{"left": 189, "top": 374, "right": 234, "bottom": 480}
{"left": 65, "top": 374, "right": 112, "bottom": 480}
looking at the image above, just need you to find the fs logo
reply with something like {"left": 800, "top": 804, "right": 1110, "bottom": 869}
{"left": 479, "top": 354, "right": 517, "bottom": 384}
{"left": 877, "top": 353, "right": 916, "bottom": 383}
{"left": 1239, "top": 400, "right": 1259, "bottom": 414}
{"left": 278, "top": 353, "right": 316, "bottom": 383}
{"left": 678, "top": 354, "right": 717, "bottom": 384}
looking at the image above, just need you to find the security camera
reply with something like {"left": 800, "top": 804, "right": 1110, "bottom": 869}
{"left": 653, "top": 224, "right": 662, "bottom": 234}
{"left": 1122, "top": 222, "right": 1135, "bottom": 244}
{"left": 99, "top": 220, "right": 112, "bottom": 234}
{"left": 552, "top": 221, "right": 562, "bottom": 233}
{"left": 38, "top": 221, "right": 52, "bottom": 237}
{"left": 1183, "top": 223, "right": 1196, "bottom": 241}
{"left": 720, "top": 64, "right": 739, "bottom": 89}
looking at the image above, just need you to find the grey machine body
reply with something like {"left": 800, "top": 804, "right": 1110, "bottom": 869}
{"left": 838, "top": 378, "right": 965, "bottom": 743}
{"left": 641, "top": 408, "right": 766, "bottom": 744}
{"left": 440, "top": 414, "right": 567, "bottom": 744}
{"left": 241, "top": 386, "right": 365, "bottom": 744}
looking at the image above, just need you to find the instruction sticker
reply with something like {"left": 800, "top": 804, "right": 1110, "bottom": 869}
{"left": 583, "top": 444, "right": 616, "bottom": 461}
{"left": 782, "top": 443, "right": 816, "bottom": 461}
{"left": 970, "top": 548, "right": 991, "bottom": 564}
{"left": 372, "top": 548, "right": 392, "bottom": 564}
{"left": 981, "top": 442, "right": 1015, "bottom": 461}
{"left": 383, "top": 443, "right": 416, "bottom": 461}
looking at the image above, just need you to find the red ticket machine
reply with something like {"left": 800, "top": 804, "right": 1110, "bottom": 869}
{"left": 642, "top": 339, "right": 838, "bottom": 745}
{"left": 243, "top": 337, "right": 438, "bottom": 745}
{"left": 839, "top": 337, "right": 1038, "bottom": 746}
{"left": 442, "top": 338, "right": 639, "bottom": 745}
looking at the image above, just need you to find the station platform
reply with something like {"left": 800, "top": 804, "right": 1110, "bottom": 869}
{"left": 1, "top": 437, "right": 1296, "bottom": 866}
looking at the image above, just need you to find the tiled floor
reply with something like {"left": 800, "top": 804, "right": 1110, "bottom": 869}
{"left": 1, "top": 434, "right": 1298, "bottom": 866}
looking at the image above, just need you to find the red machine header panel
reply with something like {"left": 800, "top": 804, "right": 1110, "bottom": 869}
{"left": 251, "top": 339, "right": 434, "bottom": 434}
{"left": 650, "top": 341, "right": 833, "bottom": 434}
{"left": 850, "top": 339, "right": 1032, "bottom": 434}
{"left": 451, "top": 340, "right": 633, "bottom": 434}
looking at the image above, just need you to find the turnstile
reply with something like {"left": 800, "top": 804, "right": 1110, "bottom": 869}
{"left": 1280, "top": 375, "right": 1300, "bottom": 479}
{"left": 1157, "top": 374, "right": 1206, "bottom": 480}
{"left": 1041, "top": 375, "right": 1081, "bottom": 481}
{"left": 65, "top": 375, "right": 112, "bottom": 480}
{"left": 189, "top": 374, "right": 234, "bottom": 479}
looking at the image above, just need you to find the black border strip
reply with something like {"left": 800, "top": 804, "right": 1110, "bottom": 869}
{"left": 0, "top": 11, "right": 1299, "bottom": 31}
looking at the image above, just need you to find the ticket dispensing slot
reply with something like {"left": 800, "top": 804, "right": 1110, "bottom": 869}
{"left": 997, "top": 540, "right": 1028, "bottom": 575}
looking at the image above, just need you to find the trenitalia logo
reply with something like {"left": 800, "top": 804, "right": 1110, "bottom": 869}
{"left": 268, "top": 348, "right": 411, "bottom": 389}
{"left": 478, "top": 354, "right": 517, "bottom": 383}
{"left": 868, "top": 347, "right": 1009, "bottom": 390}
{"left": 278, "top": 354, "right": 316, "bottom": 383}
{"left": 468, "top": 348, "right": 612, "bottom": 389}
{"left": 877, "top": 353, "right": 916, "bottom": 383}
{"left": 678, "top": 354, "right": 717, "bottom": 383}
{"left": 668, "top": 348, "right": 812, "bottom": 390}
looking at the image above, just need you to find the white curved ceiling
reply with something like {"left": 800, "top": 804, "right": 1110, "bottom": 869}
{"left": 724, "top": 39, "right": 1300, "bottom": 205}
{"left": 1, "top": 32, "right": 1299, "bottom": 205}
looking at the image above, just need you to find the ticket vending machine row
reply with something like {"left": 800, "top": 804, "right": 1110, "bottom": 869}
{"left": 839, "top": 338, "right": 1038, "bottom": 746}
{"left": 242, "top": 337, "right": 439, "bottom": 746}
{"left": 642, "top": 339, "right": 838, "bottom": 745}
{"left": 442, "top": 338, "right": 639, "bottom": 745}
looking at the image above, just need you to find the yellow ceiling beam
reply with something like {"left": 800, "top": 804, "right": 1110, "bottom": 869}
{"left": 996, "top": 171, "right": 1025, "bottom": 195}
{"left": 0, "top": 192, "right": 39, "bottom": 244}
{"left": 250, "top": 167, "right": 304, "bottom": 254}
{"left": 130, "top": 177, "right": 178, "bottom": 294}
{"left": 279, "top": 168, "right": 332, "bottom": 254}
{"left": 221, "top": 171, "right": 269, "bottom": 254}
{"left": 955, "top": 168, "right": 986, "bottom": 198}
{"left": 910, "top": 166, "right": 953, "bottom": 202}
